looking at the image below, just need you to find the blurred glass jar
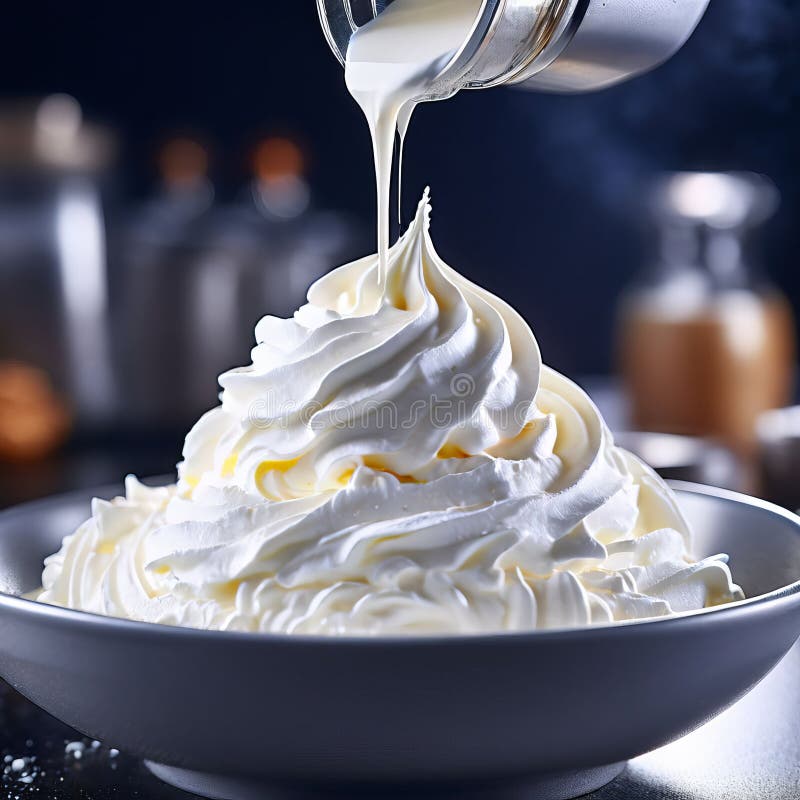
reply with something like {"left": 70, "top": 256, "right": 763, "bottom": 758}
{"left": 0, "top": 96, "right": 117, "bottom": 433}
{"left": 115, "top": 136, "right": 362, "bottom": 429}
{"left": 617, "top": 172, "right": 796, "bottom": 454}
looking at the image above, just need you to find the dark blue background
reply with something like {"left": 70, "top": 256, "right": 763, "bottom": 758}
{"left": 4, "top": 0, "right": 799, "bottom": 374}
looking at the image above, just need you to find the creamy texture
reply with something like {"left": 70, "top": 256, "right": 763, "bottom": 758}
{"left": 345, "top": 0, "right": 483, "bottom": 280}
{"left": 37, "top": 193, "right": 743, "bottom": 635}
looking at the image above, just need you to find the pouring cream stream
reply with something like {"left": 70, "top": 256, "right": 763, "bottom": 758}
{"left": 345, "top": 0, "right": 484, "bottom": 283}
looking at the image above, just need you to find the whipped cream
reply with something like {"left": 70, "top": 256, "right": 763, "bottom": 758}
{"left": 37, "top": 193, "right": 743, "bottom": 635}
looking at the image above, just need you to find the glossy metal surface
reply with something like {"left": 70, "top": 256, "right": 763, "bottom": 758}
{"left": 317, "top": 0, "right": 711, "bottom": 94}
{"left": 513, "top": 0, "right": 710, "bottom": 92}
{"left": 1, "top": 483, "right": 800, "bottom": 799}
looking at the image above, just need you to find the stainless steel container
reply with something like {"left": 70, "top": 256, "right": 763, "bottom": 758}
{"left": 0, "top": 96, "right": 117, "bottom": 428}
{"left": 318, "top": 0, "right": 711, "bottom": 94}
{"left": 116, "top": 192, "right": 359, "bottom": 430}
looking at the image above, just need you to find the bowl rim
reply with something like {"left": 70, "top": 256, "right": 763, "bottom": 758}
{"left": 1, "top": 479, "right": 800, "bottom": 646}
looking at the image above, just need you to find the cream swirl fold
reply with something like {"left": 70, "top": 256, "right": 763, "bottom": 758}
{"left": 37, "top": 192, "right": 743, "bottom": 634}
{"left": 185, "top": 188, "right": 540, "bottom": 500}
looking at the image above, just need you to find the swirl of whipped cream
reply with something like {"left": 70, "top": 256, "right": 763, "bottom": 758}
{"left": 184, "top": 188, "right": 540, "bottom": 501}
{"left": 37, "top": 192, "right": 742, "bottom": 635}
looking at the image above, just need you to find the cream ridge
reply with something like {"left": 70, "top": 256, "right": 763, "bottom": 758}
{"left": 36, "top": 193, "right": 743, "bottom": 635}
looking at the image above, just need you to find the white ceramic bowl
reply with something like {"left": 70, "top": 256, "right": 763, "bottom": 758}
{"left": 1, "top": 481, "right": 799, "bottom": 800}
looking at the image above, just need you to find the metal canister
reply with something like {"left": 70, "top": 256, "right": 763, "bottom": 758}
{"left": 318, "top": 0, "right": 711, "bottom": 94}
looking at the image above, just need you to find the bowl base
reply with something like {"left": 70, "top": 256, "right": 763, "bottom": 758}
{"left": 145, "top": 760, "right": 626, "bottom": 800}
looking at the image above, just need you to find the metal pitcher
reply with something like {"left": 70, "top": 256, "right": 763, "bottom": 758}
{"left": 318, "top": 0, "right": 711, "bottom": 94}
